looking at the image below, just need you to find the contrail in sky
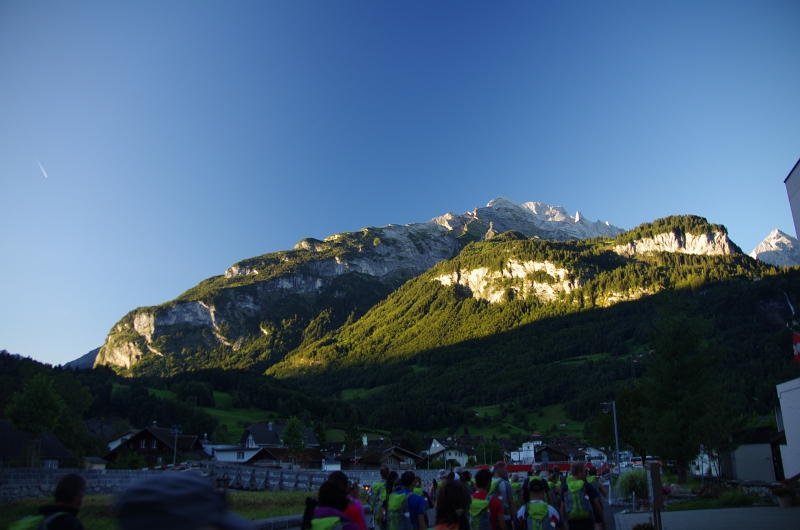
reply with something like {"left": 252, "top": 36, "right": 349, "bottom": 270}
{"left": 37, "top": 160, "right": 48, "bottom": 178}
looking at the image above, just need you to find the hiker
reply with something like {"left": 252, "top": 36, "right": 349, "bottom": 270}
{"left": 558, "top": 463, "right": 604, "bottom": 530}
{"left": 385, "top": 470, "right": 427, "bottom": 530}
{"left": 472, "top": 469, "right": 506, "bottom": 530}
{"left": 115, "top": 471, "right": 253, "bottom": 530}
{"left": 12, "top": 473, "right": 87, "bottom": 530}
{"left": 301, "top": 480, "right": 361, "bottom": 530}
{"left": 434, "top": 477, "right": 471, "bottom": 530}
{"left": 370, "top": 467, "right": 390, "bottom": 529}
{"left": 413, "top": 475, "right": 431, "bottom": 508}
{"left": 328, "top": 471, "right": 367, "bottom": 530}
{"left": 462, "top": 471, "right": 474, "bottom": 495}
{"left": 510, "top": 474, "right": 521, "bottom": 506}
{"left": 489, "top": 462, "right": 517, "bottom": 530}
{"left": 521, "top": 464, "right": 553, "bottom": 507}
{"left": 518, "top": 474, "right": 559, "bottom": 530}
{"left": 585, "top": 468, "right": 607, "bottom": 500}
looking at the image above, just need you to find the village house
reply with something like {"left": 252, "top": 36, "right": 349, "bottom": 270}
{"left": 213, "top": 445, "right": 325, "bottom": 469}
{"left": 239, "top": 421, "right": 319, "bottom": 448}
{"left": 336, "top": 445, "right": 421, "bottom": 471}
{"left": 104, "top": 426, "right": 205, "bottom": 466}
{"left": 0, "top": 419, "right": 73, "bottom": 469}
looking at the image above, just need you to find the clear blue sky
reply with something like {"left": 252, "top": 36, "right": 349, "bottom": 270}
{"left": 2, "top": 1, "right": 799, "bottom": 366}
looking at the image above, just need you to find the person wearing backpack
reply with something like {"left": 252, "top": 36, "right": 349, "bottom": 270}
{"left": 370, "top": 467, "right": 390, "bottom": 529}
{"left": 558, "top": 463, "right": 604, "bottom": 530}
{"left": 584, "top": 468, "right": 607, "bottom": 500}
{"left": 328, "top": 471, "right": 367, "bottom": 530}
{"left": 471, "top": 469, "right": 505, "bottom": 530}
{"left": 488, "top": 462, "right": 517, "bottom": 530}
{"left": 302, "top": 480, "right": 361, "bottom": 530}
{"left": 433, "top": 479, "right": 471, "bottom": 530}
{"left": 384, "top": 471, "right": 426, "bottom": 530}
{"left": 12, "top": 473, "right": 86, "bottom": 530}
{"left": 521, "top": 464, "right": 553, "bottom": 508}
{"left": 518, "top": 475, "right": 560, "bottom": 530}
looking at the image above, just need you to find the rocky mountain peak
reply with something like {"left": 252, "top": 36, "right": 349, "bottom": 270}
{"left": 750, "top": 229, "right": 800, "bottom": 267}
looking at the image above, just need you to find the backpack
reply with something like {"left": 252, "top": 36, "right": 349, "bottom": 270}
{"left": 562, "top": 480, "right": 593, "bottom": 521}
{"left": 468, "top": 496, "right": 492, "bottom": 530}
{"left": 385, "top": 489, "right": 413, "bottom": 530}
{"left": 311, "top": 516, "right": 346, "bottom": 530}
{"left": 9, "top": 513, "right": 65, "bottom": 530}
{"left": 488, "top": 478, "right": 511, "bottom": 516}
{"left": 525, "top": 501, "right": 551, "bottom": 530}
{"left": 371, "top": 481, "right": 387, "bottom": 517}
{"left": 511, "top": 482, "right": 521, "bottom": 504}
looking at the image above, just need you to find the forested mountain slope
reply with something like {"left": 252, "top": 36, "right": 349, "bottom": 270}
{"left": 266, "top": 220, "right": 800, "bottom": 430}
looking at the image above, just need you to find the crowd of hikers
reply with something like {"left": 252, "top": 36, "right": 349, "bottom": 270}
{"left": 302, "top": 461, "right": 607, "bottom": 530}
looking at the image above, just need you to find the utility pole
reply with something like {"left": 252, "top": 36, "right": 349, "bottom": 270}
{"left": 171, "top": 424, "right": 182, "bottom": 466}
{"left": 601, "top": 401, "right": 621, "bottom": 506}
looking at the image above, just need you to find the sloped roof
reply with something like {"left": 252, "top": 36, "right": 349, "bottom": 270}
{"left": 239, "top": 422, "right": 319, "bottom": 447}
{"left": 146, "top": 427, "right": 201, "bottom": 451}
{"left": 0, "top": 419, "right": 74, "bottom": 461}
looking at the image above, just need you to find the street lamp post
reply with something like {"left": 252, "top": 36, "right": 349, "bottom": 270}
{"left": 601, "top": 401, "right": 621, "bottom": 506}
{"left": 171, "top": 424, "right": 182, "bottom": 466}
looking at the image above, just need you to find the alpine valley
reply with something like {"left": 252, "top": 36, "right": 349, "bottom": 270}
{"left": 90, "top": 197, "right": 800, "bottom": 430}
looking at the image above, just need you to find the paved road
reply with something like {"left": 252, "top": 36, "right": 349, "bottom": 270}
{"left": 614, "top": 506, "right": 798, "bottom": 530}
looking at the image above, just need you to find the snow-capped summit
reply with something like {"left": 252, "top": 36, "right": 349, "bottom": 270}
{"left": 431, "top": 197, "right": 623, "bottom": 241}
{"left": 750, "top": 229, "right": 800, "bottom": 267}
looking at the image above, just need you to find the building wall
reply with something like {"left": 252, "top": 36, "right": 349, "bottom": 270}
{"left": 777, "top": 377, "right": 800, "bottom": 479}
{"left": 730, "top": 444, "right": 775, "bottom": 482}
{"left": 785, "top": 160, "right": 800, "bottom": 238}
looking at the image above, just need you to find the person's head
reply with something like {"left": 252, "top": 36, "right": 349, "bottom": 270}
{"left": 570, "top": 462, "right": 586, "bottom": 479}
{"left": 438, "top": 469, "right": 451, "bottom": 481}
{"left": 551, "top": 465, "right": 561, "bottom": 476}
{"left": 493, "top": 461, "right": 507, "bottom": 478}
{"left": 532, "top": 463, "right": 542, "bottom": 474}
{"left": 380, "top": 466, "right": 389, "bottom": 480}
{"left": 327, "top": 471, "right": 350, "bottom": 491}
{"left": 511, "top": 473, "right": 519, "bottom": 483}
{"left": 400, "top": 471, "right": 415, "bottom": 489}
{"left": 461, "top": 470, "right": 471, "bottom": 482}
{"left": 115, "top": 472, "right": 253, "bottom": 530}
{"left": 318, "top": 480, "right": 349, "bottom": 512}
{"left": 474, "top": 469, "right": 492, "bottom": 491}
{"left": 414, "top": 475, "right": 422, "bottom": 488}
{"left": 54, "top": 473, "right": 86, "bottom": 509}
{"left": 435, "top": 479, "right": 471, "bottom": 528}
{"left": 587, "top": 467, "right": 597, "bottom": 477}
{"left": 528, "top": 476, "right": 546, "bottom": 499}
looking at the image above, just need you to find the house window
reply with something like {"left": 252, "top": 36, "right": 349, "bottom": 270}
{"left": 237, "top": 452, "right": 244, "bottom": 460}
{"left": 43, "top": 459, "right": 58, "bottom": 469}
{"left": 387, "top": 457, "right": 394, "bottom": 465}
{"left": 247, "top": 436, "right": 255, "bottom": 448}
{"left": 140, "top": 440, "right": 146, "bottom": 449}
{"left": 152, "top": 440, "right": 158, "bottom": 449}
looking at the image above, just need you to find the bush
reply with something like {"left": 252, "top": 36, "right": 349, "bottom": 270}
{"left": 718, "top": 489, "right": 757, "bottom": 506}
{"left": 617, "top": 469, "right": 649, "bottom": 500}
{"left": 691, "top": 484, "right": 721, "bottom": 499}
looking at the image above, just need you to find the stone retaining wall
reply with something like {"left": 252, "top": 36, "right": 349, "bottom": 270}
{"left": 0, "top": 468, "right": 166, "bottom": 503}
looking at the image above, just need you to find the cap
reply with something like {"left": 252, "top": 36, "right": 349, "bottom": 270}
{"left": 454, "top": 467, "right": 464, "bottom": 474}
{"left": 115, "top": 472, "right": 253, "bottom": 530}
{"left": 438, "top": 469, "right": 450, "bottom": 479}
{"left": 532, "top": 463, "right": 542, "bottom": 471}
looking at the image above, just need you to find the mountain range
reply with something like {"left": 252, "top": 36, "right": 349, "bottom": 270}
{"left": 57, "top": 197, "right": 799, "bottom": 430}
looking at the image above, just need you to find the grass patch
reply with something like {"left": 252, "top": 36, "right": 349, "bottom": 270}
{"left": 199, "top": 405, "right": 275, "bottom": 444}
{"left": 146, "top": 387, "right": 177, "bottom": 400}
{"left": 0, "top": 491, "right": 309, "bottom": 528}
{"left": 341, "top": 386, "right": 387, "bottom": 401}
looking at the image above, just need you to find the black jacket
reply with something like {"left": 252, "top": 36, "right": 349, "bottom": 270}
{"left": 37, "top": 504, "right": 84, "bottom": 530}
